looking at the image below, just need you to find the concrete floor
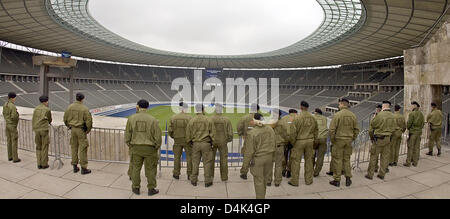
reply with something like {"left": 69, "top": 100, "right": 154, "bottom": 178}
{"left": 1, "top": 145, "right": 450, "bottom": 199}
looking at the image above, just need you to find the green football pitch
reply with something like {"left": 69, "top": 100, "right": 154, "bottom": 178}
{"left": 143, "top": 105, "right": 271, "bottom": 133}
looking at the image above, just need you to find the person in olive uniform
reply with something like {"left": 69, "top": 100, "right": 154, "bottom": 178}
{"left": 126, "top": 100, "right": 161, "bottom": 196}
{"left": 186, "top": 104, "right": 216, "bottom": 187}
{"left": 404, "top": 101, "right": 425, "bottom": 167}
{"left": 426, "top": 102, "right": 443, "bottom": 156}
{"left": 238, "top": 103, "right": 259, "bottom": 180}
{"left": 283, "top": 109, "right": 297, "bottom": 178}
{"left": 243, "top": 113, "right": 276, "bottom": 199}
{"left": 267, "top": 109, "right": 289, "bottom": 187}
{"left": 365, "top": 101, "right": 396, "bottom": 180}
{"left": 313, "top": 108, "right": 329, "bottom": 177}
{"left": 372, "top": 104, "right": 384, "bottom": 173}
{"left": 288, "top": 101, "right": 318, "bottom": 187}
{"left": 210, "top": 103, "right": 233, "bottom": 182}
{"left": 390, "top": 105, "right": 406, "bottom": 166}
{"left": 169, "top": 102, "right": 193, "bottom": 180}
{"left": 63, "top": 93, "right": 93, "bottom": 174}
{"left": 32, "top": 96, "right": 52, "bottom": 169}
{"left": 329, "top": 99, "right": 359, "bottom": 187}
{"left": 2, "top": 92, "right": 20, "bottom": 163}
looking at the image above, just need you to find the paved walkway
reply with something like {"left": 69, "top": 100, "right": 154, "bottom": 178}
{"left": 1, "top": 145, "right": 450, "bottom": 199}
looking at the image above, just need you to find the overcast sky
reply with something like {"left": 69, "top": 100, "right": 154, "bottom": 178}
{"left": 89, "top": 0, "right": 323, "bottom": 55}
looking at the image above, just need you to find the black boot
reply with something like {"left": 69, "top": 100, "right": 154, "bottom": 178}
{"left": 286, "top": 171, "right": 291, "bottom": 178}
{"left": 191, "top": 181, "right": 197, "bottom": 187}
{"left": 81, "top": 168, "right": 91, "bottom": 175}
{"left": 173, "top": 175, "right": 179, "bottom": 180}
{"left": 345, "top": 177, "right": 352, "bottom": 187}
{"left": 267, "top": 182, "right": 272, "bottom": 187}
{"left": 132, "top": 188, "right": 140, "bottom": 195}
{"left": 148, "top": 189, "right": 159, "bottom": 196}
{"left": 41, "top": 165, "right": 49, "bottom": 169}
{"left": 240, "top": 174, "right": 247, "bottom": 180}
{"left": 329, "top": 180, "right": 340, "bottom": 187}
{"left": 426, "top": 151, "right": 433, "bottom": 156}
{"left": 326, "top": 171, "right": 333, "bottom": 176}
{"left": 365, "top": 175, "right": 373, "bottom": 180}
{"left": 13, "top": 159, "right": 21, "bottom": 163}
{"left": 8, "top": 158, "right": 13, "bottom": 161}
{"left": 288, "top": 181, "right": 298, "bottom": 187}
{"left": 38, "top": 165, "right": 42, "bottom": 169}
{"left": 205, "top": 182, "right": 213, "bottom": 188}
{"left": 377, "top": 174, "right": 385, "bottom": 180}
{"left": 437, "top": 149, "right": 441, "bottom": 156}
{"left": 282, "top": 170, "right": 287, "bottom": 177}
{"left": 73, "top": 165, "right": 80, "bottom": 173}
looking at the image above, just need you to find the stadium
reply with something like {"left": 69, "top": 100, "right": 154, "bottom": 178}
{"left": 0, "top": 0, "right": 449, "bottom": 200}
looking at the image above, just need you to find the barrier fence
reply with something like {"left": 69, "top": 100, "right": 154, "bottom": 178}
{"left": 0, "top": 116, "right": 440, "bottom": 172}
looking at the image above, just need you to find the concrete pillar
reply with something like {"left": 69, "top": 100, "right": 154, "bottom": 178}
{"left": 404, "top": 18, "right": 450, "bottom": 141}
{"left": 39, "top": 65, "right": 49, "bottom": 97}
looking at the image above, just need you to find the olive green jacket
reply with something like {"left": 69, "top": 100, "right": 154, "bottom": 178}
{"left": 186, "top": 114, "right": 216, "bottom": 144}
{"left": 168, "top": 112, "right": 192, "bottom": 145}
{"left": 237, "top": 113, "right": 254, "bottom": 137}
{"left": 407, "top": 109, "right": 425, "bottom": 134}
{"left": 243, "top": 124, "right": 276, "bottom": 164}
{"left": 394, "top": 112, "right": 406, "bottom": 133}
{"left": 273, "top": 115, "right": 290, "bottom": 145}
{"left": 63, "top": 101, "right": 93, "bottom": 133}
{"left": 210, "top": 113, "right": 233, "bottom": 145}
{"left": 289, "top": 111, "right": 318, "bottom": 144}
{"left": 329, "top": 106, "right": 359, "bottom": 141}
{"left": 2, "top": 100, "right": 19, "bottom": 126}
{"left": 369, "top": 110, "right": 396, "bottom": 138}
{"left": 427, "top": 109, "right": 443, "bottom": 130}
{"left": 314, "top": 114, "right": 329, "bottom": 139}
{"left": 125, "top": 110, "right": 162, "bottom": 148}
{"left": 32, "top": 104, "right": 52, "bottom": 132}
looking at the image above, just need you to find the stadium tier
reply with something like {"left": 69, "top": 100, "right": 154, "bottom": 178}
{"left": 2, "top": 47, "right": 448, "bottom": 123}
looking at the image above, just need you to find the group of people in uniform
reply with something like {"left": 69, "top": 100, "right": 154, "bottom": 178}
{"left": 365, "top": 100, "right": 444, "bottom": 181}
{"left": 1, "top": 91, "right": 445, "bottom": 199}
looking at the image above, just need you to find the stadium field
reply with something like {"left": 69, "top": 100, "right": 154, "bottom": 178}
{"left": 141, "top": 105, "right": 271, "bottom": 133}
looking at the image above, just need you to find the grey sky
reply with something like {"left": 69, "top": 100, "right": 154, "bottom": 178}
{"left": 89, "top": 0, "right": 324, "bottom": 55}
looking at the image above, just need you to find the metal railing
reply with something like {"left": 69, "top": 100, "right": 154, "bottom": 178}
{"left": 0, "top": 116, "right": 433, "bottom": 171}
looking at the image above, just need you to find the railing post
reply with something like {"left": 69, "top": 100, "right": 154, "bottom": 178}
{"left": 51, "top": 125, "right": 64, "bottom": 170}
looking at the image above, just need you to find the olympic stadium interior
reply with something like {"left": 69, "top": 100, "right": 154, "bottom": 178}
{"left": 0, "top": 0, "right": 450, "bottom": 199}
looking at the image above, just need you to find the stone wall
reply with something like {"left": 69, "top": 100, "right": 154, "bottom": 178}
{"left": 404, "top": 17, "right": 450, "bottom": 141}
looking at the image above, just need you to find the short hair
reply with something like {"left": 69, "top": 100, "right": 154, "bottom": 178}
{"left": 339, "top": 98, "right": 350, "bottom": 104}
{"left": 315, "top": 108, "right": 323, "bottom": 115}
{"left": 137, "top": 99, "right": 149, "bottom": 109}
{"left": 254, "top": 113, "right": 263, "bottom": 121}
{"left": 289, "top": 109, "right": 298, "bottom": 114}
{"left": 8, "top": 92, "right": 16, "bottom": 99}
{"left": 76, "top": 93, "right": 85, "bottom": 101}
{"left": 394, "top": 104, "right": 401, "bottom": 111}
{"left": 300, "top": 101, "right": 309, "bottom": 108}
{"left": 179, "top": 102, "right": 184, "bottom": 107}
{"left": 431, "top": 102, "right": 437, "bottom": 107}
{"left": 376, "top": 105, "right": 382, "bottom": 109}
{"left": 382, "top": 101, "right": 392, "bottom": 106}
{"left": 411, "top": 101, "right": 420, "bottom": 108}
{"left": 39, "top": 96, "right": 49, "bottom": 103}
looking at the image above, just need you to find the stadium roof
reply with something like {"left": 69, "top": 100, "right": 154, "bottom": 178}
{"left": 0, "top": 0, "right": 449, "bottom": 69}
